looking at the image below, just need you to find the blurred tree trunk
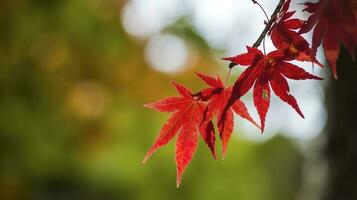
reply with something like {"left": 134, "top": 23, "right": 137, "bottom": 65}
{"left": 323, "top": 48, "right": 357, "bottom": 200}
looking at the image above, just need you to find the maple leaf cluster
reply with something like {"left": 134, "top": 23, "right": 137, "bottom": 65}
{"left": 143, "top": 0, "right": 357, "bottom": 187}
{"left": 143, "top": 75, "right": 259, "bottom": 187}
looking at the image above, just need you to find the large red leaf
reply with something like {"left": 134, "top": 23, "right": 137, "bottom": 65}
{"left": 224, "top": 47, "right": 323, "bottom": 132}
{"left": 143, "top": 82, "right": 215, "bottom": 187}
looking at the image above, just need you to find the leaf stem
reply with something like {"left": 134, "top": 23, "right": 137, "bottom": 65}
{"left": 252, "top": 0, "right": 270, "bottom": 22}
{"left": 262, "top": 36, "right": 267, "bottom": 55}
{"left": 252, "top": 0, "right": 270, "bottom": 55}
{"left": 224, "top": 68, "right": 232, "bottom": 87}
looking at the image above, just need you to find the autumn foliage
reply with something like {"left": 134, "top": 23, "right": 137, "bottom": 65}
{"left": 143, "top": 0, "right": 357, "bottom": 187}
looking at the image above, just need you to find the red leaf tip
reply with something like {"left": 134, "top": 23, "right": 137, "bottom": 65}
{"left": 170, "top": 81, "right": 192, "bottom": 97}
{"left": 142, "top": 147, "right": 155, "bottom": 164}
{"left": 143, "top": 103, "right": 153, "bottom": 109}
{"left": 222, "top": 57, "right": 232, "bottom": 61}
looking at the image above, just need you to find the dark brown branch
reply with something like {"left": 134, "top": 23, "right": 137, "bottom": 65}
{"left": 252, "top": 0, "right": 285, "bottom": 48}
{"left": 229, "top": 0, "right": 285, "bottom": 69}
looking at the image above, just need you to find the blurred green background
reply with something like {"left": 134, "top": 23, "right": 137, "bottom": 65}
{"left": 0, "top": 0, "right": 327, "bottom": 199}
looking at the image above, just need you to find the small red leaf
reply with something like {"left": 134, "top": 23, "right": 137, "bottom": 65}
{"left": 270, "top": 0, "right": 322, "bottom": 66}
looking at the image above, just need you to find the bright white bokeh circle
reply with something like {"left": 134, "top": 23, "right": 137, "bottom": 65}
{"left": 144, "top": 34, "right": 189, "bottom": 74}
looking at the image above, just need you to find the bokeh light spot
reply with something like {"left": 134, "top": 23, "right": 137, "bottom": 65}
{"left": 144, "top": 34, "right": 188, "bottom": 74}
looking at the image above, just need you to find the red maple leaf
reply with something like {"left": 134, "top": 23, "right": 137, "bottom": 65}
{"left": 195, "top": 73, "right": 259, "bottom": 157}
{"left": 299, "top": 0, "right": 357, "bottom": 78}
{"left": 224, "top": 47, "right": 323, "bottom": 132}
{"left": 270, "top": 0, "right": 322, "bottom": 66}
{"left": 143, "top": 82, "right": 215, "bottom": 187}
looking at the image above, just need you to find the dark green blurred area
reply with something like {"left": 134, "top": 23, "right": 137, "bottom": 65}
{"left": 0, "top": 0, "right": 305, "bottom": 199}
